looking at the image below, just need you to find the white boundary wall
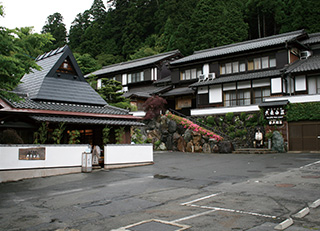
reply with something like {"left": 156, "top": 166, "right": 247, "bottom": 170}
{"left": 105, "top": 144, "right": 153, "bottom": 168}
{"left": 0, "top": 144, "right": 88, "bottom": 182}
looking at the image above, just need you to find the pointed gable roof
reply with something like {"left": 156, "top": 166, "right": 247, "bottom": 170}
{"left": 15, "top": 46, "right": 107, "bottom": 106}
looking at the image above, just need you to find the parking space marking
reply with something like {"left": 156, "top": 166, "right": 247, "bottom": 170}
{"left": 171, "top": 209, "right": 217, "bottom": 223}
{"left": 179, "top": 192, "right": 279, "bottom": 221}
{"left": 180, "top": 193, "right": 221, "bottom": 206}
{"left": 300, "top": 160, "right": 320, "bottom": 168}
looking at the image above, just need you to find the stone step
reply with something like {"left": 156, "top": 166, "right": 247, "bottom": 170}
{"left": 233, "top": 148, "right": 277, "bottom": 154}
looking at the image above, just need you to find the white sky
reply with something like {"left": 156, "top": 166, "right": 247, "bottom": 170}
{"left": 0, "top": 0, "right": 101, "bottom": 33}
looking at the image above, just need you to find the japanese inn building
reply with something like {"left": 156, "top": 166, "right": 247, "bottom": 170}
{"left": 0, "top": 45, "right": 144, "bottom": 146}
{"left": 90, "top": 29, "right": 320, "bottom": 152}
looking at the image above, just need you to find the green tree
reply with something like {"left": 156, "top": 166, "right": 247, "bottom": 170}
{"left": 74, "top": 53, "right": 101, "bottom": 75}
{"left": 190, "top": 0, "right": 248, "bottom": 51}
{"left": 42, "top": 12, "right": 67, "bottom": 50}
{"left": 69, "top": 10, "right": 91, "bottom": 52}
{"left": 97, "top": 78, "right": 131, "bottom": 109}
{"left": 0, "top": 4, "right": 53, "bottom": 100}
{"left": 280, "top": 0, "right": 320, "bottom": 33}
{"left": 245, "top": 0, "right": 285, "bottom": 39}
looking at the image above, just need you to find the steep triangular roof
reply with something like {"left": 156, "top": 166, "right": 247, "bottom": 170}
{"left": 15, "top": 46, "right": 107, "bottom": 106}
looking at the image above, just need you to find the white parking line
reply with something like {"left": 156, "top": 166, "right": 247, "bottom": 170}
{"left": 300, "top": 160, "right": 320, "bottom": 168}
{"left": 180, "top": 193, "right": 221, "bottom": 206}
{"left": 171, "top": 209, "right": 217, "bottom": 223}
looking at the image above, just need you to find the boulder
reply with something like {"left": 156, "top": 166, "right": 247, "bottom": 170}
{"left": 177, "top": 136, "right": 186, "bottom": 152}
{"left": 158, "top": 142, "right": 167, "bottom": 151}
{"left": 192, "top": 132, "right": 202, "bottom": 144}
{"left": 202, "top": 143, "right": 211, "bottom": 153}
{"left": 184, "top": 129, "right": 193, "bottom": 143}
{"left": 166, "top": 134, "right": 173, "bottom": 150}
{"left": 186, "top": 141, "right": 194, "bottom": 152}
{"left": 218, "top": 141, "right": 234, "bottom": 153}
{"left": 168, "top": 120, "right": 177, "bottom": 133}
{"left": 194, "top": 142, "right": 202, "bottom": 153}
{"left": 147, "top": 129, "right": 161, "bottom": 140}
{"left": 173, "top": 132, "right": 181, "bottom": 142}
{"left": 272, "top": 131, "right": 285, "bottom": 153}
{"left": 212, "top": 144, "right": 219, "bottom": 153}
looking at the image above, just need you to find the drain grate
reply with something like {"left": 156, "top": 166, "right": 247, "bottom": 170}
{"left": 124, "top": 219, "right": 189, "bottom": 231}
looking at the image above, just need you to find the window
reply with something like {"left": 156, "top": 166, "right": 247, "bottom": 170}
{"left": 248, "top": 60, "right": 254, "bottom": 71}
{"left": 253, "top": 87, "right": 271, "bottom": 104}
{"left": 220, "top": 55, "right": 276, "bottom": 75}
{"left": 226, "top": 63, "right": 232, "bottom": 74}
{"left": 270, "top": 57, "right": 276, "bottom": 67}
{"left": 254, "top": 58, "right": 261, "bottom": 70}
{"left": 128, "top": 71, "right": 144, "bottom": 83}
{"left": 232, "top": 62, "right": 239, "bottom": 73}
{"left": 224, "top": 89, "right": 251, "bottom": 107}
{"left": 262, "top": 57, "right": 269, "bottom": 69}
{"left": 181, "top": 68, "right": 202, "bottom": 80}
{"left": 240, "top": 62, "right": 246, "bottom": 72}
{"left": 308, "top": 76, "right": 320, "bottom": 94}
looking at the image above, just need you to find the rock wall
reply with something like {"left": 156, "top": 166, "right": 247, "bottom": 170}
{"left": 138, "top": 116, "right": 234, "bottom": 153}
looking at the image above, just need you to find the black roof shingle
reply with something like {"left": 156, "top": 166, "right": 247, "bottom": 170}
{"left": 171, "top": 30, "right": 306, "bottom": 65}
{"left": 14, "top": 46, "right": 107, "bottom": 106}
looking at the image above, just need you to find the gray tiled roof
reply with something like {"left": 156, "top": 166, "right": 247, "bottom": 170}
{"left": 171, "top": 30, "right": 306, "bottom": 65}
{"left": 15, "top": 46, "right": 107, "bottom": 106}
{"left": 30, "top": 115, "right": 145, "bottom": 126}
{"left": 7, "top": 98, "right": 129, "bottom": 115}
{"left": 190, "top": 69, "right": 281, "bottom": 87}
{"left": 302, "top": 33, "right": 320, "bottom": 45}
{"left": 161, "top": 87, "right": 195, "bottom": 96}
{"left": 285, "top": 55, "right": 320, "bottom": 74}
{"left": 154, "top": 76, "right": 172, "bottom": 84}
{"left": 88, "top": 50, "right": 181, "bottom": 76}
{"left": 123, "top": 85, "right": 171, "bottom": 98}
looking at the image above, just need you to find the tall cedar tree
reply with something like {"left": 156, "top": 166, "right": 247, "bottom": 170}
{"left": 190, "top": 0, "right": 248, "bottom": 51}
{"left": 67, "top": 0, "right": 320, "bottom": 64}
{"left": 41, "top": 12, "right": 67, "bottom": 50}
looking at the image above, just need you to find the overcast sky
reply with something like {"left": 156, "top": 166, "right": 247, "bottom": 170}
{"left": 1, "top": 0, "right": 99, "bottom": 33}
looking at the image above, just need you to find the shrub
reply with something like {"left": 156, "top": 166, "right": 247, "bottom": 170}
{"left": 225, "top": 112, "right": 234, "bottom": 123}
{"left": 240, "top": 112, "right": 247, "bottom": 121}
{"left": 206, "top": 116, "right": 215, "bottom": 125}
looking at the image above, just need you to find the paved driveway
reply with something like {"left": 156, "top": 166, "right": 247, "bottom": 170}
{"left": 0, "top": 151, "right": 320, "bottom": 231}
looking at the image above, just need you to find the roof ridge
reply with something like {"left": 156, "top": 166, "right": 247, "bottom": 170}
{"left": 35, "top": 45, "right": 68, "bottom": 61}
{"left": 102, "top": 49, "right": 180, "bottom": 69}
{"left": 193, "top": 29, "right": 305, "bottom": 55}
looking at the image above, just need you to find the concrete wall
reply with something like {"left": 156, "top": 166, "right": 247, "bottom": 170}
{"left": 0, "top": 144, "right": 88, "bottom": 182}
{"left": 104, "top": 144, "right": 153, "bottom": 169}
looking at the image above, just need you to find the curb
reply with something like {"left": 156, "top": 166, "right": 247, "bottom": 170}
{"left": 274, "top": 218, "right": 293, "bottom": 230}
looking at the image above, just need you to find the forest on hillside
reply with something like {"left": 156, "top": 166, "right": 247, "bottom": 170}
{"left": 15, "top": 0, "right": 320, "bottom": 73}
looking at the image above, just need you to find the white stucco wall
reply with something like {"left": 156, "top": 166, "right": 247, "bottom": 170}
{"left": 0, "top": 145, "right": 88, "bottom": 170}
{"left": 0, "top": 145, "right": 89, "bottom": 182}
{"left": 105, "top": 144, "right": 153, "bottom": 166}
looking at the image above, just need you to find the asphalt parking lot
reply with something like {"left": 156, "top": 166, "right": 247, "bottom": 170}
{"left": 0, "top": 151, "right": 320, "bottom": 231}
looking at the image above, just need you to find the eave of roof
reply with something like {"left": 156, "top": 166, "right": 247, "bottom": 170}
{"left": 171, "top": 30, "right": 306, "bottom": 65}
{"left": 0, "top": 98, "right": 140, "bottom": 120}
{"left": 161, "top": 87, "right": 195, "bottom": 97}
{"left": 190, "top": 69, "right": 281, "bottom": 87}
{"left": 285, "top": 55, "right": 320, "bottom": 74}
{"left": 30, "top": 115, "right": 145, "bottom": 126}
{"left": 88, "top": 50, "right": 181, "bottom": 77}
